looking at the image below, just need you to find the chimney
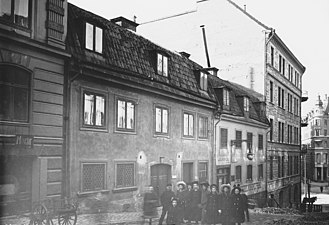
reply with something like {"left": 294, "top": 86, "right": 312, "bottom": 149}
{"left": 244, "top": 4, "right": 247, "bottom": 11}
{"left": 204, "top": 67, "right": 219, "bottom": 77}
{"left": 179, "top": 51, "right": 191, "bottom": 59}
{"left": 111, "top": 16, "right": 139, "bottom": 32}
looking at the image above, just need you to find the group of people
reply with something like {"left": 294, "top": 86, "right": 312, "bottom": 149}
{"left": 155, "top": 181, "right": 250, "bottom": 225}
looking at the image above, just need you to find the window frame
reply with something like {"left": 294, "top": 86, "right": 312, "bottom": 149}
{"left": 235, "top": 130, "right": 242, "bottom": 149}
{"left": 0, "top": 0, "right": 32, "bottom": 30}
{"left": 157, "top": 53, "right": 168, "bottom": 77}
{"left": 243, "top": 97, "right": 250, "bottom": 112}
{"left": 85, "top": 22, "right": 103, "bottom": 54}
{"left": 154, "top": 104, "right": 170, "bottom": 136}
{"left": 80, "top": 161, "right": 107, "bottom": 193}
{"left": 199, "top": 71, "right": 208, "bottom": 91}
{"left": 182, "top": 111, "right": 195, "bottom": 138}
{"left": 223, "top": 88, "right": 230, "bottom": 108}
{"left": 258, "top": 164, "right": 263, "bottom": 180}
{"left": 115, "top": 96, "right": 137, "bottom": 133}
{"left": 82, "top": 90, "right": 107, "bottom": 130}
{"left": 0, "top": 64, "right": 31, "bottom": 123}
{"left": 220, "top": 128, "right": 228, "bottom": 149}
{"left": 198, "top": 161, "right": 208, "bottom": 183}
{"left": 235, "top": 165, "right": 242, "bottom": 182}
{"left": 198, "top": 114, "right": 208, "bottom": 139}
{"left": 269, "top": 81, "right": 273, "bottom": 103}
{"left": 114, "top": 161, "right": 136, "bottom": 190}
{"left": 258, "top": 134, "right": 263, "bottom": 151}
{"left": 246, "top": 165, "right": 253, "bottom": 182}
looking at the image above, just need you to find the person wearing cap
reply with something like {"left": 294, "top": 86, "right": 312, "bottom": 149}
{"left": 159, "top": 183, "right": 175, "bottom": 225}
{"left": 200, "top": 182, "right": 210, "bottom": 224}
{"left": 205, "top": 184, "right": 219, "bottom": 225}
{"left": 218, "top": 184, "right": 233, "bottom": 225}
{"left": 189, "top": 181, "right": 202, "bottom": 224}
{"left": 231, "top": 186, "right": 248, "bottom": 225}
{"left": 176, "top": 181, "right": 189, "bottom": 223}
{"left": 166, "top": 198, "right": 182, "bottom": 225}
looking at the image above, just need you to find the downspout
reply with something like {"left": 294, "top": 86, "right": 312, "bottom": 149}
{"left": 265, "top": 128, "right": 271, "bottom": 206}
{"left": 213, "top": 117, "right": 221, "bottom": 185}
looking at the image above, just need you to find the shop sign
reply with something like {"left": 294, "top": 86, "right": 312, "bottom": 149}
{"left": 16, "top": 135, "right": 33, "bottom": 148}
{"left": 216, "top": 149, "right": 230, "bottom": 165}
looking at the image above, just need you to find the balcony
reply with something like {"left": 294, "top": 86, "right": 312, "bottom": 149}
{"left": 302, "top": 90, "right": 308, "bottom": 102}
{"left": 301, "top": 117, "right": 308, "bottom": 127}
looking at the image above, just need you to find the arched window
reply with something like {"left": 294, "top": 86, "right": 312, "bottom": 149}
{"left": 0, "top": 65, "right": 30, "bottom": 122}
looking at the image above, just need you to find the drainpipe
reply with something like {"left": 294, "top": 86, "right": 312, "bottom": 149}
{"left": 213, "top": 113, "right": 221, "bottom": 185}
{"left": 265, "top": 128, "right": 271, "bottom": 206}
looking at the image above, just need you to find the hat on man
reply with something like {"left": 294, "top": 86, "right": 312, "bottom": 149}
{"left": 192, "top": 180, "right": 199, "bottom": 186}
{"left": 220, "top": 184, "right": 231, "bottom": 192}
{"left": 210, "top": 184, "right": 218, "bottom": 189}
{"left": 177, "top": 181, "right": 186, "bottom": 188}
{"left": 200, "top": 181, "right": 209, "bottom": 187}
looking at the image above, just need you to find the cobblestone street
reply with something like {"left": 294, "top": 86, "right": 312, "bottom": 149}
{"left": 0, "top": 210, "right": 303, "bottom": 225}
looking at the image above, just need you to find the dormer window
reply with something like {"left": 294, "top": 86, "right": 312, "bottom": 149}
{"left": 244, "top": 97, "right": 250, "bottom": 112}
{"left": 223, "top": 88, "right": 230, "bottom": 107}
{"left": 0, "top": 0, "right": 30, "bottom": 28}
{"left": 157, "top": 53, "right": 168, "bottom": 77}
{"left": 200, "top": 71, "right": 208, "bottom": 91}
{"left": 85, "top": 22, "right": 103, "bottom": 53}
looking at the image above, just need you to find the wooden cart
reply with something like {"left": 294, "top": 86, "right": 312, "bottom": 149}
{"left": 29, "top": 197, "right": 78, "bottom": 225}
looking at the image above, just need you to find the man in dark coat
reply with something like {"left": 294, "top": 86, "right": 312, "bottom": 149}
{"left": 200, "top": 182, "right": 210, "bottom": 224}
{"left": 166, "top": 198, "right": 182, "bottom": 225}
{"left": 159, "top": 184, "right": 175, "bottom": 225}
{"left": 231, "top": 186, "right": 247, "bottom": 225}
{"left": 143, "top": 186, "right": 159, "bottom": 219}
{"left": 218, "top": 184, "right": 233, "bottom": 225}
{"left": 176, "top": 181, "right": 188, "bottom": 223}
{"left": 205, "top": 184, "right": 219, "bottom": 225}
{"left": 189, "top": 181, "right": 202, "bottom": 224}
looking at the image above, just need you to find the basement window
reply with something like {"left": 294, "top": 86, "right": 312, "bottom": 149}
{"left": 85, "top": 22, "right": 103, "bottom": 53}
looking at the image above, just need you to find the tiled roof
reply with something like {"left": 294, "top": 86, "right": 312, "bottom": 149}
{"left": 209, "top": 75, "right": 269, "bottom": 125}
{"left": 66, "top": 3, "right": 216, "bottom": 104}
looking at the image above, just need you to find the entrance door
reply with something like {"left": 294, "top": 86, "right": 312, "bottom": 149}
{"left": 217, "top": 167, "right": 230, "bottom": 187}
{"left": 183, "top": 163, "right": 193, "bottom": 184}
{"left": 151, "top": 164, "right": 171, "bottom": 198}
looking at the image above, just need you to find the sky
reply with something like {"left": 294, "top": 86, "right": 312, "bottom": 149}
{"left": 68, "top": 0, "right": 329, "bottom": 116}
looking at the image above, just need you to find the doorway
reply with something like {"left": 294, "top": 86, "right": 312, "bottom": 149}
{"left": 216, "top": 167, "right": 230, "bottom": 187}
{"left": 182, "top": 162, "right": 193, "bottom": 184}
{"left": 150, "top": 164, "right": 171, "bottom": 198}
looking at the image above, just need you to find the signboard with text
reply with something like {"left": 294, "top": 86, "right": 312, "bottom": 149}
{"left": 15, "top": 135, "right": 34, "bottom": 148}
{"left": 216, "top": 148, "right": 230, "bottom": 165}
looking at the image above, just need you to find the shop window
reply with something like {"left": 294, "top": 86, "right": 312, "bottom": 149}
{"left": 155, "top": 106, "right": 169, "bottom": 135}
{"left": 0, "top": 65, "right": 30, "bottom": 122}
{"left": 83, "top": 92, "right": 105, "bottom": 128}
{"left": 116, "top": 98, "right": 136, "bottom": 132}
{"left": 198, "top": 115, "right": 208, "bottom": 139}
{"left": 115, "top": 162, "right": 135, "bottom": 188}
{"left": 0, "top": 0, "right": 30, "bottom": 28}
{"left": 81, "top": 163, "right": 106, "bottom": 192}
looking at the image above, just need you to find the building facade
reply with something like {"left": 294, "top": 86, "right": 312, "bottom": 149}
{"left": 139, "top": 0, "right": 306, "bottom": 207}
{"left": 66, "top": 4, "right": 217, "bottom": 213}
{"left": 302, "top": 95, "right": 329, "bottom": 182}
{"left": 0, "top": 0, "right": 68, "bottom": 216}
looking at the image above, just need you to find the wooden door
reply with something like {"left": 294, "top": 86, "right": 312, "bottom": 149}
{"left": 150, "top": 164, "right": 171, "bottom": 198}
{"left": 183, "top": 162, "right": 193, "bottom": 184}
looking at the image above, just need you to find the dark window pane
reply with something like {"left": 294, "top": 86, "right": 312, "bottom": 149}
{"left": 0, "top": 85, "right": 11, "bottom": 120}
{"left": 0, "top": 0, "right": 12, "bottom": 21}
{"left": 13, "top": 87, "right": 28, "bottom": 121}
{"left": 14, "top": 0, "right": 29, "bottom": 27}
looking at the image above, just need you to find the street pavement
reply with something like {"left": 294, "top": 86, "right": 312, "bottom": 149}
{"left": 0, "top": 210, "right": 303, "bottom": 225}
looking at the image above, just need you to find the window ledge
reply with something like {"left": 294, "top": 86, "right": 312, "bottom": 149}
{"left": 112, "top": 186, "right": 138, "bottom": 193}
{"left": 197, "top": 137, "right": 209, "bottom": 141}
{"left": 154, "top": 134, "right": 170, "bottom": 139}
{"left": 182, "top": 136, "right": 195, "bottom": 140}
{"left": 77, "top": 189, "right": 110, "bottom": 197}
{"left": 80, "top": 126, "right": 108, "bottom": 133}
{"left": 114, "top": 130, "right": 137, "bottom": 135}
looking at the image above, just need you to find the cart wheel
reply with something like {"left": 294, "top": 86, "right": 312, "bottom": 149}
{"left": 58, "top": 211, "right": 77, "bottom": 225}
{"left": 30, "top": 203, "right": 48, "bottom": 225}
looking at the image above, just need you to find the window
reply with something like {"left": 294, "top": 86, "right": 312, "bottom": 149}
{"left": 198, "top": 116, "right": 208, "bottom": 139}
{"left": 315, "top": 119, "right": 320, "bottom": 126}
{"left": 117, "top": 98, "right": 136, "bottom": 132}
{"left": 244, "top": 97, "right": 250, "bottom": 112}
{"left": 223, "top": 89, "right": 230, "bottom": 107}
{"left": 270, "top": 119, "right": 273, "bottom": 141}
{"left": 83, "top": 92, "right": 105, "bottom": 127}
{"left": 315, "top": 129, "right": 320, "bottom": 136}
{"left": 325, "top": 129, "right": 327, "bottom": 136}
{"left": 278, "top": 87, "right": 285, "bottom": 109}
{"left": 183, "top": 112, "right": 194, "bottom": 137}
{"left": 258, "top": 134, "right": 263, "bottom": 151}
{"left": 287, "top": 93, "right": 293, "bottom": 113}
{"left": 281, "top": 156, "right": 285, "bottom": 177}
{"left": 278, "top": 156, "right": 282, "bottom": 178}
{"left": 278, "top": 87, "right": 281, "bottom": 107}
{"left": 85, "top": 22, "right": 103, "bottom": 53}
{"left": 278, "top": 122, "right": 284, "bottom": 143}
{"left": 247, "top": 132, "right": 253, "bottom": 152}
{"left": 317, "top": 153, "right": 321, "bottom": 164}
{"left": 220, "top": 128, "right": 228, "bottom": 148}
{"left": 269, "top": 81, "right": 273, "bottom": 103}
{"left": 258, "top": 164, "right": 263, "bottom": 180}
{"left": 155, "top": 106, "right": 169, "bottom": 135}
{"left": 323, "top": 154, "right": 328, "bottom": 164}
{"left": 270, "top": 46, "right": 274, "bottom": 66}
{"left": 0, "top": 0, "right": 30, "bottom": 28}
{"left": 247, "top": 165, "right": 252, "bottom": 181}
{"left": 236, "top": 130, "right": 242, "bottom": 148}
{"left": 269, "top": 156, "right": 273, "bottom": 180}
{"left": 157, "top": 53, "right": 168, "bottom": 77}
{"left": 82, "top": 163, "right": 106, "bottom": 192}
{"left": 236, "top": 166, "right": 241, "bottom": 182}
{"left": 281, "top": 89, "right": 285, "bottom": 109}
{"left": 282, "top": 58, "right": 285, "bottom": 76}
{"left": 115, "top": 162, "right": 135, "bottom": 188}
{"left": 279, "top": 55, "right": 282, "bottom": 73}
{"left": 288, "top": 125, "right": 293, "bottom": 144}
{"left": 294, "top": 156, "right": 299, "bottom": 175}
{"left": 200, "top": 72, "right": 208, "bottom": 91}
{"left": 0, "top": 65, "right": 30, "bottom": 122}
{"left": 198, "top": 162, "right": 208, "bottom": 183}
{"left": 325, "top": 120, "right": 327, "bottom": 126}
{"left": 295, "top": 71, "right": 300, "bottom": 88}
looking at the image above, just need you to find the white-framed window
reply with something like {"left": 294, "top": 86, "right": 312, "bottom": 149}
{"left": 244, "top": 97, "right": 250, "bottom": 112}
{"left": 223, "top": 88, "right": 230, "bottom": 107}
{"left": 81, "top": 162, "right": 106, "bottom": 192}
{"left": 115, "top": 162, "right": 135, "bottom": 189}
{"left": 85, "top": 22, "right": 103, "bottom": 53}
{"left": 315, "top": 129, "right": 321, "bottom": 136}
{"left": 198, "top": 161, "right": 208, "bottom": 183}
{"left": 157, "top": 53, "right": 168, "bottom": 77}
{"left": 83, "top": 91, "right": 106, "bottom": 128}
{"left": 155, "top": 106, "right": 169, "bottom": 135}
{"left": 0, "top": 0, "right": 30, "bottom": 28}
{"left": 200, "top": 71, "right": 208, "bottom": 91}
{"left": 220, "top": 128, "right": 228, "bottom": 149}
{"left": 116, "top": 98, "right": 136, "bottom": 132}
{"left": 198, "top": 115, "right": 208, "bottom": 139}
{"left": 183, "top": 112, "right": 194, "bottom": 137}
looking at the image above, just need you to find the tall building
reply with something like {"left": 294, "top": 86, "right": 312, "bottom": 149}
{"left": 0, "top": 0, "right": 68, "bottom": 216}
{"left": 139, "top": 0, "right": 306, "bottom": 207}
{"left": 302, "top": 95, "right": 329, "bottom": 182}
